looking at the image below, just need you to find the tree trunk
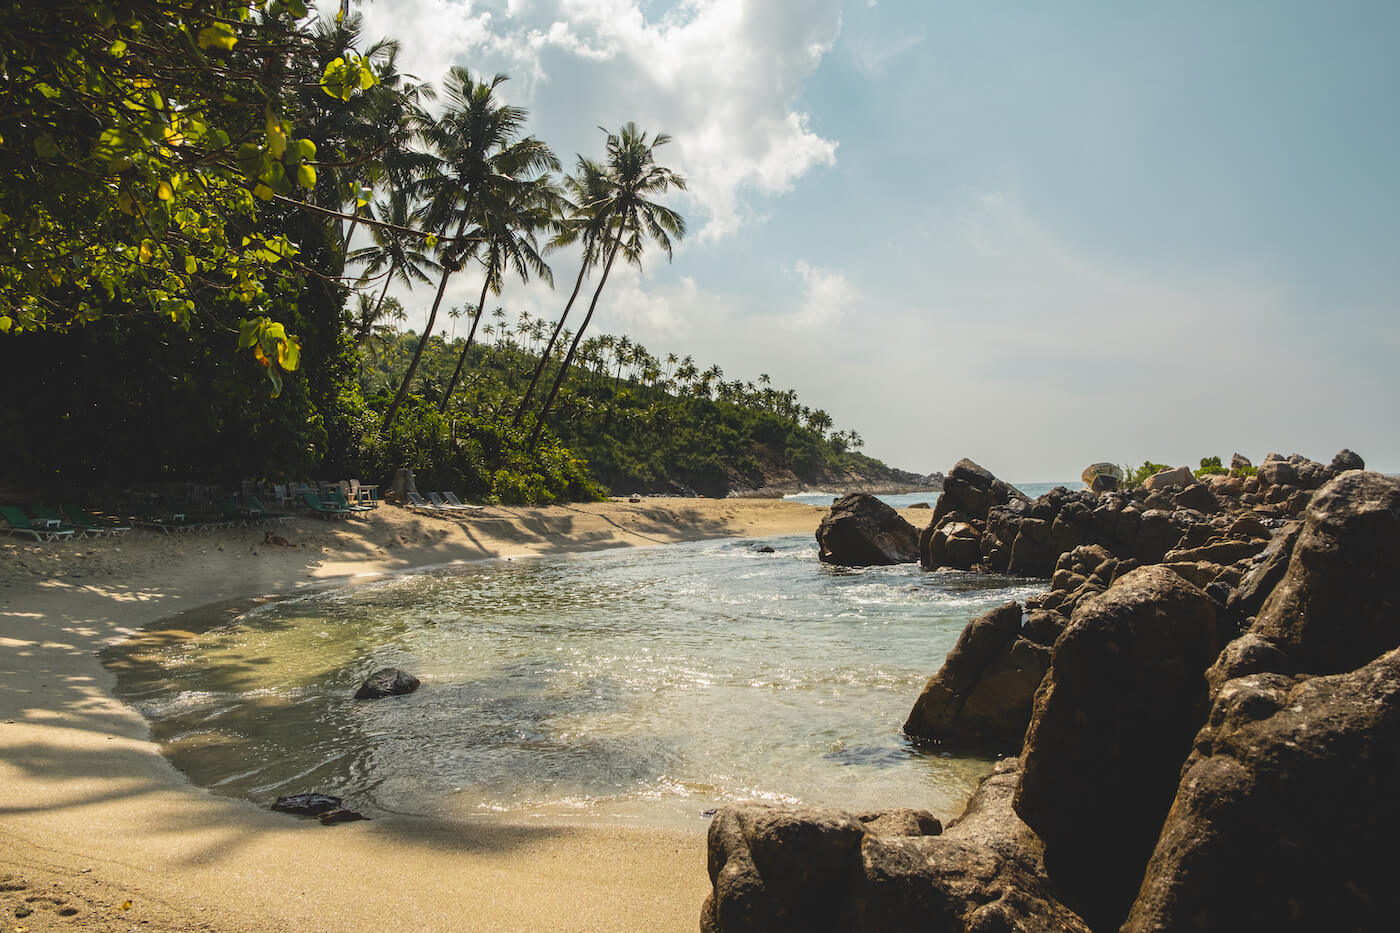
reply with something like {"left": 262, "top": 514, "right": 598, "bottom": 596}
{"left": 381, "top": 205, "right": 473, "bottom": 430}
{"left": 528, "top": 223, "right": 624, "bottom": 449}
{"left": 512, "top": 258, "right": 590, "bottom": 426}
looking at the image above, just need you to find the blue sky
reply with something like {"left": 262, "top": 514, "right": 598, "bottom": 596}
{"left": 342, "top": 0, "right": 1399, "bottom": 480}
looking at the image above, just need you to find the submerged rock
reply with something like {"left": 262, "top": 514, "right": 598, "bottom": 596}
{"left": 354, "top": 667, "right": 421, "bottom": 700}
{"left": 272, "top": 793, "right": 343, "bottom": 816}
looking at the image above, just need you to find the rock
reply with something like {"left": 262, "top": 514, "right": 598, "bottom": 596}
{"left": 1080, "top": 462, "right": 1123, "bottom": 488}
{"left": 930, "top": 458, "right": 1027, "bottom": 528}
{"left": 1246, "top": 472, "right": 1400, "bottom": 676}
{"left": 816, "top": 494, "right": 921, "bottom": 566}
{"left": 1142, "top": 466, "right": 1193, "bottom": 493}
{"left": 1330, "top": 448, "right": 1364, "bottom": 472}
{"left": 320, "top": 808, "right": 369, "bottom": 824}
{"left": 923, "top": 520, "right": 982, "bottom": 571}
{"left": 753, "top": 545, "right": 775, "bottom": 553}
{"left": 1256, "top": 457, "right": 1297, "bottom": 487}
{"left": 906, "top": 501, "right": 931, "bottom": 510}
{"left": 1162, "top": 538, "right": 1266, "bottom": 565}
{"left": 272, "top": 793, "right": 344, "bottom": 815}
{"left": 1123, "top": 648, "right": 1400, "bottom": 932}
{"left": 1014, "top": 566, "right": 1221, "bottom": 931}
{"left": 1172, "top": 482, "right": 1219, "bottom": 514}
{"left": 1228, "top": 452, "right": 1253, "bottom": 476}
{"left": 354, "top": 667, "right": 422, "bottom": 700}
{"left": 903, "top": 602, "right": 1022, "bottom": 742}
{"left": 1224, "top": 522, "right": 1299, "bottom": 623}
{"left": 701, "top": 760, "right": 1090, "bottom": 933}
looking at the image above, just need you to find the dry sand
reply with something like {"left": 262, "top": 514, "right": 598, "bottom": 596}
{"left": 0, "top": 497, "right": 891, "bottom": 932}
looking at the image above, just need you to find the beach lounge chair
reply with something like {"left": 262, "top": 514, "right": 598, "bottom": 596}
{"left": 302, "top": 491, "right": 351, "bottom": 519}
{"left": 60, "top": 504, "right": 131, "bottom": 537}
{"left": 32, "top": 504, "right": 91, "bottom": 539}
{"left": 405, "top": 492, "right": 442, "bottom": 511}
{"left": 427, "top": 492, "right": 469, "bottom": 511}
{"left": 443, "top": 492, "right": 487, "bottom": 512}
{"left": 244, "top": 495, "right": 285, "bottom": 523}
{"left": 132, "top": 500, "right": 195, "bottom": 534}
{"left": 327, "top": 489, "right": 373, "bottom": 514}
{"left": 0, "top": 505, "right": 76, "bottom": 542}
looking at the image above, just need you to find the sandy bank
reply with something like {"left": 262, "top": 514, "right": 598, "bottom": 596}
{"left": 1, "top": 497, "right": 894, "bottom": 932}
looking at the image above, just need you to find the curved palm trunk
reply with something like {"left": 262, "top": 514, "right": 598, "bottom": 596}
{"left": 512, "top": 259, "right": 590, "bottom": 426}
{"left": 358, "top": 263, "right": 395, "bottom": 343}
{"left": 439, "top": 272, "right": 494, "bottom": 413}
{"left": 381, "top": 204, "right": 474, "bottom": 430}
{"left": 529, "top": 224, "right": 624, "bottom": 449}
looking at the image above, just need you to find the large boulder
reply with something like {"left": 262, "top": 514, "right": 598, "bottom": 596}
{"left": 1245, "top": 471, "right": 1400, "bottom": 675}
{"left": 1014, "top": 566, "right": 1221, "bottom": 930}
{"left": 701, "top": 760, "right": 1090, "bottom": 933}
{"left": 903, "top": 602, "right": 1051, "bottom": 747}
{"left": 816, "top": 494, "right": 920, "bottom": 566}
{"left": 1329, "top": 448, "right": 1364, "bottom": 472}
{"left": 1123, "top": 647, "right": 1400, "bottom": 931}
{"left": 930, "top": 459, "right": 1027, "bottom": 527}
{"left": 1141, "top": 466, "right": 1193, "bottom": 493}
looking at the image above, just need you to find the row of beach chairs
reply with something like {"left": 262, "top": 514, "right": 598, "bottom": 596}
{"left": 406, "top": 491, "right": 487, "bottom": 514}
{"left": 0, "top": 504, "right": 131, "bottom": 542}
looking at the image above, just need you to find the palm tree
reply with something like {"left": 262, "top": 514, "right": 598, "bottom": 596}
{"left": 381, "top": 69, "right": 558, "bottom": 430}
{"left": 347, "top": 188, "right": 439, "bottom": 344}
{"left": 438, "top": 175, "right": 558, "bottom": 412}
{"left": 511, "top": 157, "right": 611, "bottom": 425}
{"left": 529, "top": 123, "right": 686, "bottom": 448}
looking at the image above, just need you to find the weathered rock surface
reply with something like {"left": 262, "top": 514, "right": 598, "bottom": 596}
{"left": 353, "top": 667, "right": 421, "bottom": 700}
{"left": 701, "top": 759, "right": 1090, "bottom": 933}
{"left": 1141, "top": 466, "right": 1194, "bottom": 493}
{"left": 903, "top": 602, "right": 1051, "bottom": 747}
{"left": 1123, "top": 647, "right": 1400, "bottom": 931}
{"left": 817, "top": 493, "right": 921, "bottom": 566}
{"left": 272, "top": 793, "right": 343, "bottom": 815}
{"left": 1014, "top": 566, "right": 1221, "bottom": 931}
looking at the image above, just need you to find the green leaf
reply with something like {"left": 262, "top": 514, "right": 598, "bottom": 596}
{"left": 296, "top": 163, "right": 316, "bottom": 188}
{"left": 34, "top": 136, "right": 58, "bottom": 158}
{"left": 196, "top": 22, "right": 238, "bottom": 52}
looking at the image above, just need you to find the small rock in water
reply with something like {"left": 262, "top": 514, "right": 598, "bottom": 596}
{"left": 271, "top": 793, "right": 343, "bottom": 815}
{"left": 319, "top": 808, "right": 368, "bottom": 825}
{"left": 754, "top": 545, "right": 775, "bottom": 553}
{"left": 354, "top": 667, "right": 421, "bottom": 700}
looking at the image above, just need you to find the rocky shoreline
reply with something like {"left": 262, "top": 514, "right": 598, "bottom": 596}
{"left": 705, "top": 449, "right": 1398, "bottom": 931}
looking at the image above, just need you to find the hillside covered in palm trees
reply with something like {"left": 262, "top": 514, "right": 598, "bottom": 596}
{"left": 0, "top": 3, "right": 929, "bottom": 503}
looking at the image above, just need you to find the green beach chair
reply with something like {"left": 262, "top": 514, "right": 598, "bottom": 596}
{"left": 31, "top": 504, "right": 89, "bottom": 539}
{"left": 302, "top": 491, "right": 351, "bottom": 519}
{"left": 0, "top": 505, "right": 75, "bottom": 542}
{"left": 327, "top": 489, "right": 373, "bottom": 514}
{"left": 60, "top": 504, "right": 131, "bottom": 537}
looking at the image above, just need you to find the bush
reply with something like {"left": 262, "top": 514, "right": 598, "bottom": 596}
{"left": 1195, "top": 456, "right": 1226, "bottom": 478}
{"left": 1120, "top": 461, "right": 1171, "bottom": 489}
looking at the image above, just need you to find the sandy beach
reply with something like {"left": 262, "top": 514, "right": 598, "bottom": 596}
{"left": 0, "top": 496, "right": 910, "bottom": 932}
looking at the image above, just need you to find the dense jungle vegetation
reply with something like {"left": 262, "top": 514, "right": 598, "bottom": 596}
{"left": 0, "top": 2, "right": 895, "bottom": 503}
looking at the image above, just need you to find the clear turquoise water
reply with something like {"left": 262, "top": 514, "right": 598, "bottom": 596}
{"left": 106, "top": 535, "right": 1047, "bottom": 828}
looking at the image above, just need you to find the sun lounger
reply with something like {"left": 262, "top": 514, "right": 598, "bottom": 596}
{"left": 302, "top": 491, "right": 351, "bottom": 519}
{"left": 327, "top": 489, "right": 373, "bottom": 514}
{"left": 132, "top": 501, "right": 196, "bottom": 534}
{"left": 31, "top": 504, "right": 92, "bottom": 539}
{"left": 405, "top": 492, "right": 442, "bottom": 511}
{"left": 0, "top": 505, "right": 76, "bottom": 542}
{"left": 427, "top": 492, "right": 469, "bottom": 511}
{"left": 60, "top": 504, "right": 131, "bottom": 537}
{"left": 443, "top": 492, "right": 487, "bottom": 512}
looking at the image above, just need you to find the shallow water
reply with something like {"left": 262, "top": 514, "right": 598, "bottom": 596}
{"left": 105, "top": 536, "right": 1047, "bottom": 828}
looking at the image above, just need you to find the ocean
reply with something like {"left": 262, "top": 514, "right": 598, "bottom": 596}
{"left": 105, "top": 490, "right": 1072, "bottom": 830}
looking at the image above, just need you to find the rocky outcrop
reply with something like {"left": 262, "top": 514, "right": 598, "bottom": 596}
{"left": 903, "top": 602, "right": 1052, "bottom": 747}
{"left": 354, "top": 667, "right": 421, "bottom": 700}
{"left": 816, "top": 494, "right": 921, "bottom": 566}
{"left": 1014, "top": 566, "right": 1221, "bottom": 930}
{"left": 701, "top": 759, "right": 1090, "bottom": 933}
{"left": 1122, "top": 649, "right": 1400, "bottom": 931}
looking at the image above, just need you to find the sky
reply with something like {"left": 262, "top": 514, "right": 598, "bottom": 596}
{"left": 333, "top": 0, "right": 1399, "bottom": 481}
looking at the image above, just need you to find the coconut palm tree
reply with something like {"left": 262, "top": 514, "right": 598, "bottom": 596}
{"left": 347, "top": 188, "right": 439, "bottom": 344}
{"left": 529, "top": 123, "right": 686, "bottom": 448}
{"left": 511, "top": 157, "right": 611, "bottom": 425}
{"left": 380, "top": 69, "right": 558, "bottom": 430}
{"left": 438, "top": 175, "right": 558, "bottom": 412}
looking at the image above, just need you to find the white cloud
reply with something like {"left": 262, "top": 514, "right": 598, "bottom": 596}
{"left": 785, "top": 259, "right": 858, "bottom": 328}
{"left": 846, "top": 30, "right": 925, "bottom": 77}
{"left": 340, "top": 0, "right": 842, "bottom": 242}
